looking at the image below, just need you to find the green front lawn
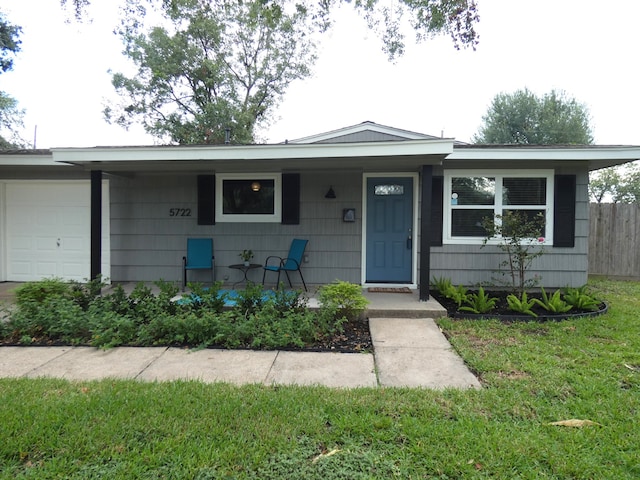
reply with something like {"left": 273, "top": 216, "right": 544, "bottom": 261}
{"left": 0, "top": 278, "right": 638, "bottom": 478}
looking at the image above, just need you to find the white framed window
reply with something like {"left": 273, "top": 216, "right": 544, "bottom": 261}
{"left": 443, "top": 170, "right": 554, "bottom": 245}
{"left": 216, "top": 173, "right": 282, "bottom": 222}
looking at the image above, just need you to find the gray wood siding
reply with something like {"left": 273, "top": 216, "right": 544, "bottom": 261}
{"left": 110, "top": 166, "right": 589, "bottom": 288}
{"left": 426, "top": 168, "right": 589, "bottom": 288}
{"left": 110, "top": 172, "right": 363, "bottom": 285}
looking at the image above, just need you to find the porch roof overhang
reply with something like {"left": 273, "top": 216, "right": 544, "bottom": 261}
{"left": 51, "top": 139, "right": 454, "bottom": 173}
{"left": 446, "top": 145, "right": 640, "bottom": 171}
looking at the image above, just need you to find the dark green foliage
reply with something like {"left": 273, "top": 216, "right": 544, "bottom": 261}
{"left": 2, "top": 278, "right": 349, "bottom": 350}
{"left": 106, "top": 0, "right": 317, "bottom": 144}
{"left": 474, "top": 88, "right": 594, "bottom": 145}
{"left": 590, "top": 163, "right": 640, "bottom": 204}
{"left": 0, "top": 13, "right": 25, "bottom": 149}
{"left": 0, "top": 12, "right": 21, "bottom": 74}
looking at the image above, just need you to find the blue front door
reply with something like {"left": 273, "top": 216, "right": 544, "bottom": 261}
{"left": 366, "top": 176, "right": 413, "bottom": 283}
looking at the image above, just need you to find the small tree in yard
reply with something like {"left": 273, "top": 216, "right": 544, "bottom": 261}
{"left": 481, "top": 210, "right": 546, "bottom": 294}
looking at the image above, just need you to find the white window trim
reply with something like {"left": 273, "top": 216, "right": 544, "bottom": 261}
{"left": 216, "top": 173, "right": 282, "bottom": 223}
{"left": 443, "top": 169, "right": 554, "bottom": 245}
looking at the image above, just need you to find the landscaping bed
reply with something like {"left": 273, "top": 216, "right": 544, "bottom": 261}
{"left": 0, "top": 279, "right": 373, "bottom": 353}
{"left": 431, "top": 287, "right": 607, "bottom": 321}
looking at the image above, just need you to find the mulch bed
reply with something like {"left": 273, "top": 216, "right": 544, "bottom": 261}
{"left": 0, "top": 318, "right": 374, "bottom": 353}
{"left": 302, "top": 318, "right": 373, "bottom": 352}
{"left": 430, "top": 289, "right": 607, "bottom": 321}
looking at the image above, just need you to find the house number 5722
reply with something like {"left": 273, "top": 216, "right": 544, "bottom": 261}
{"left": 169, "top": 208, "right": 192, "bottom": 217}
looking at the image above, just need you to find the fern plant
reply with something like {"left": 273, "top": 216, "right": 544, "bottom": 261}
{"left": 431, "top": 276, "right": 453, "bottom": 296}
{"left": 533, "top": 287, "right": 572, "bottom": 313}
{"left": 448, "top": 285, "right": 469, "bottom": 307}
{"left": 459, "top": 287, "right": 498, "bottom": 314}
{"left": 431, "top": 277, "right": 468, "bottom": 307}
{"left": 506, "top": 291, "right": 537, "bottom": 317}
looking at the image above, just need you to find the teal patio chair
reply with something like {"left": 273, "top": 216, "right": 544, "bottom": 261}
{"left": 262, "top": 239, "right": 308, "bottom": 291}
{"left": 183, "top": 238, "right": 214, "bottom": 290}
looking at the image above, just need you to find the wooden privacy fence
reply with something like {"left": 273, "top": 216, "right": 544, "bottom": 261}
{"left": 589, "top": 203, "right": 640, "bottom": 279}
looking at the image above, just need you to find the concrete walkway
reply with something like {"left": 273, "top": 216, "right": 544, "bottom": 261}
{"left": 0, "top": 317, "right": 481, "bottom": 389}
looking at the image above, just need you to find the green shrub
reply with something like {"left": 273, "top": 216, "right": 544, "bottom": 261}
{"left": 13, "top": 277, "right": 72, "bottom": 322}
{"left": 8, "top": 296, "right": 89, "bottom": 344}
{"left": 182, "top": 282, "right": 226, "bottom": 314}
{"left": 2, "top": 278, "right": 356, "bottom": 350}
{"left": 89, "top": 311, "right": 137, "bottom": 349}
{"left": 317, "top": 281, "right": 369, "bottom": 322}
{"left": 67, "top": 276, "right": 106, "bottom": 311}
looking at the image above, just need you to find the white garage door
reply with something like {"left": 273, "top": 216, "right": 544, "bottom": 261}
{"left": 5, "top": 181, "right": 110, "bottom": 282}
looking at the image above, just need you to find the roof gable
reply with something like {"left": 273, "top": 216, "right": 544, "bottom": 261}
{"left": 288, "top": 121, "right": 444, "bottom": 144}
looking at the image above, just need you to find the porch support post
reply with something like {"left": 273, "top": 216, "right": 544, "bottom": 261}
{"left": 90, "top": 170, "right": 102, "bottom": 281}
{"left": 419, "top": 165, "right": 433, "bottom": 300}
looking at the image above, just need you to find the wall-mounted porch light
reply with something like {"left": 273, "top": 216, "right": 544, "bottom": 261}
{"left": 324, "top": 186, "right": 336, "bottom": 199}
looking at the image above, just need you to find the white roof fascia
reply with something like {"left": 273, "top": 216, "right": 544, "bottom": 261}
{"left": 0, "top": 153, "right": 60, "bottom": 166}
{"left": 447, "top": 146, "right": 640, "bottom": 162}
{"left": 288, "top": 121, "right": 441, "bottom": 143}
{"left": 52, "top": 139, "right": 454, "bottom": 164}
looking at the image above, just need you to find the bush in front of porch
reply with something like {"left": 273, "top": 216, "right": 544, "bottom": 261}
{"left": 0, "top": 278, "right": 369, "bottom": 351}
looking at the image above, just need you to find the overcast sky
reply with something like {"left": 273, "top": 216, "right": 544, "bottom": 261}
{"left": 2, "top": 0, "right": 639, "bottom": 148}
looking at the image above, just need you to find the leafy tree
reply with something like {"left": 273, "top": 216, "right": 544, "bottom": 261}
{"left": 60, "top": 0, "right": 90, "bottom": 21}
{"left": 105, "top": 0, "right": 318, "bottom": 144}
{"left": 0, "top": 92, "right": 26, "bottom": 149}
{"left": 65, "top": 0, "right": 479, "bottom": 58}
{"left": 589, "top": 162, "right": 640, "bottom": 204}
{"left": 0, "top": 12, "right": 21, "bottom": 73}
{"left": 616, "top": 164, "right": 640, "bottom": 203}
{"left": 106, "top": 0, "right": 480, "bottom": 144}
{"left": 589, "top": 167, "right": 622, "bottom": 203}
{"left": 474, "top": 88, "right": 594, "bottom": 145}
{"left": 0, "top": 12, "right": 25, "bottom": 149}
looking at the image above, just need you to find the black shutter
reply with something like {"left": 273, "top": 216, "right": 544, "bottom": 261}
{"left": 281, "top": 173, "right": 300, "bottom": 225}
{"left": 197, "top": 174, "right": 215, "bottom": 225}
{"left": 553, "top": 174, "right": 576, "bottom": 247}
{"left": 431, "top": 176, "right": 444, "bottom": 246}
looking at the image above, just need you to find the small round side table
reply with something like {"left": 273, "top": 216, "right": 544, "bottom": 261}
{"left": 228, "top": 263, "right": 262, "bottom": 287}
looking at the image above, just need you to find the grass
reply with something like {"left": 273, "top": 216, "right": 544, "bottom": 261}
{"left": 1, "top": 278, "right": 639, "bottom": 478}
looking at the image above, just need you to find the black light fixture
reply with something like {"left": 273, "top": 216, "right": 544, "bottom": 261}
{"left": 325, "top": 186, "right": 336, "bottom": 199}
